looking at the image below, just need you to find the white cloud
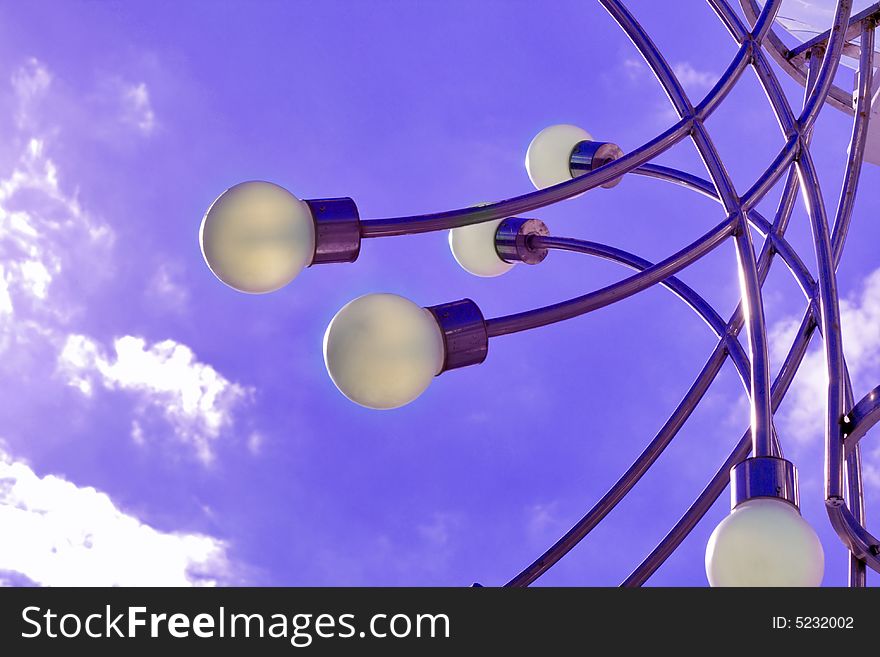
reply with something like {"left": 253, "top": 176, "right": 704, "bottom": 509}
{"left": 0, "top": 137, "right": 114, "bottom": 353}
{"left": 771, "top": 267, "right": 880, "bottom": 488}
{"left": 147, "top": 262, "right": 189, "bottom": 311}
{"left": 526, "top": 501, "right": 561, "bottom": 541}
{"left": 119, "top": 81, "right": 156, "bottom": 135}
{"left": 11, "top": 58, "right": 51, "bottom": 129}
{"left": 0, "top": 58, "right": 253, "bottom": 584}
{"left": 622, "top": 56, "right": 646, "bottom": 81}
{"left": 673, "top": 62, "right": 717, "bottom": 92}
{"left": 58, "top": 334, "right": 254, "bottom": 464}
{"left": 246, "top": 431, "right": 264, "bottom": 456}
{"left": 618, "top": 58, "right": 717, "bottom": 125}
{"left": 0, "top": 446, "right": 229, "bottom": 586}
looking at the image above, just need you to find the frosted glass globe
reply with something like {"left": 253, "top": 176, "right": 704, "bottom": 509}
{"left": 200, "top": 181, "right": 315, "bottom": 294}
{"left": 525, "top": 124, "right": 593, "bottom": 190}
{"left": 323, "top": 293, "right": 446, "bottom": 410}
{"left": 705, "top": 498, "right": 824, "bottom": 587}
{"left": 448, "top": 219, "right": 514, "bottom": 277}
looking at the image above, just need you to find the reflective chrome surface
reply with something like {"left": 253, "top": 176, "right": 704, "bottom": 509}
{"left": 731, "top": 457, "right": 799, "bottom": 509}
{"left": 305, "top": 197, "right": 361, "bottom": 265}
{"left": 426, "top": 299, "right": 489, "bottom": 374}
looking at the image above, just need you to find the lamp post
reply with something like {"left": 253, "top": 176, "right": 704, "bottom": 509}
{"left": 199, "top": 0, "right": 880, "bottom": 587}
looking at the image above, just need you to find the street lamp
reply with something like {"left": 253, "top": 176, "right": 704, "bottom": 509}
{"left": 200, "top": 0, "right": 880, "bottom": 587}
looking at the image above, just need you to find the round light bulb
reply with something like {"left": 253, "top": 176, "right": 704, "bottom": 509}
{"left": 525, "top": 124, "right": 593, "bottom": 190}
{"left": 448, "top": 219, "right": 514, "bottom": 277}
{"left": 200, "top": 181, "right": 315, "bottom": 294}
{"left": 705, "top": 498, "right": 824, "bottom": 587}
{"left": 323, "top": 293, "right": 446, "bottom": 410}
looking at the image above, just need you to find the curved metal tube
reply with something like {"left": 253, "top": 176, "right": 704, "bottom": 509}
{"left": 798, "top": 0, "right": 854, "bottom": 131}
{"left": 523, "top": 236, "right": 732, "bottom": 342}
{"left": 844, "top": 384, "right": 880, "bottom": 454}
{"left": 612, "top": 1, "right": 865, "bottom": 584}
{"left": 508, "top": 344, "right": 732, "bottom": 587}
{"left": 505, "top": 0, "right": 799, "bottom": 586}
{"left": 832, "top": 19, "right": 875, "bottom": 266}
{"left": 843, "top": 374, "right": 866, "bottom": 586}
{"left": 626, "top": 8, "right": 880, "bottom": 584}
{"left": 602, "top": 0, "right": 776, "bottom": 472}
{"left": 797, "top": 147, "right": 848, "bottom": 501}
{"left": 484, "top": 216, "right": 735, "bottom": 337}
{"left": 632, "top": 164, "right": 815, "bottom": 296}
{"left": 487, "top": 0, "right": 876, "bottom": 585}
{"left": 358, "top": 0, "right": 757, "bottom": 240}
{"left": 358, "top": 119, "right": 691, "bottom": 237}
{"left": 623, "top": 307, "right": 818, "bottom": 586}
{"left": 739, "top": 0, "right": 856, "bottom": 115}
{"left": 499, "top": 235, "right": 755, "bottom": 589}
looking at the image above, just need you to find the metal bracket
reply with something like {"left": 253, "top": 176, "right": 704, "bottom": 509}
{"left": 426, "top": 298, "right": 488, "bottom": 374}
{"left": 569, "top": 140, "right": 625, "bottom": 188}
{"left": 844, "top": 383, "right": 880, "bottom": 456}
{"left": 731, "top": 456, "right": 799, "bottom": 510}
{"left": 495, "top": 217, "right": 549, "bottom": 265}
{"left": 305, "top": 197, "right": 361, "bottom": 265}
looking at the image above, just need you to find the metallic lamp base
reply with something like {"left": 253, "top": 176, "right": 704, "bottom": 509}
{"left": 495, "top": 217, "right": 550, "bottom": 265}
{"left": 305, "top": 197, "right": 361, "bottom": 265}
{"left": 426, "top": 298, "right": 488, "bottom": 374}
{"left": 569, "top": 140, "right": 625, "bottom": 189}
{"left": 731, "top": 456, "right": 800, "bottom": 510}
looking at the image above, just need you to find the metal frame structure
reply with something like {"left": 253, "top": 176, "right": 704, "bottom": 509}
{"left": 217, "top": 0, "right": 880, "bottom": 585}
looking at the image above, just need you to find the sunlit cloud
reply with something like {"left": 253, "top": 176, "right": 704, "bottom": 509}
{"left": 119, "top": 81, "right": 156, "bottom": 135}
{"left": 771, "top": 267, "right": 880, "bottom": 492}
{"left": 58, "top": 334, "right": 254, "bottom": 464}
{"left": 0, "top": 446, "right": 229, "bottom": 586}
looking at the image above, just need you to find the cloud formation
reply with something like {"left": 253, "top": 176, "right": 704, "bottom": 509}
{"left": 58, "top": 334, "right": 254, "bottom": 464}
{"left": 119, "top": 81, "right": 156, "bottom": 135}
{"left": 771, "top": 267, "right": 880, "bottom": 488}
{"left": 0, "top": 446, "right": 229, "bottom": 586}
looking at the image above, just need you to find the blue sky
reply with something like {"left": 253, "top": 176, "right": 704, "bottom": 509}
{"left": 0, "top": 0, "right": 878, "bottom": 586}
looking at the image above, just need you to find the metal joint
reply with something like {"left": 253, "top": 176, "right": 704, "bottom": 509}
{"left": 495, "top": 217, "right": 549, "bottom": 265}
{"left": 731, "top": 456, "right": 799, "bottom": 510}
{"left": 426, "top": 298, "right": 488, "bottom": 374}
{"left": 569, "top": 140, "right": 625, "bottom": 188}
{"left": 305, "top": 197, "right": 361, "bottom": 265}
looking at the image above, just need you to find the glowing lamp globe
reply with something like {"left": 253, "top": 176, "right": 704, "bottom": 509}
{"left": 705, "top": 498, "right": 824, "bottom": 587}
{"left": 525, "top": 124, "right": 593, "bottom": 190}
{"left": 200, "top": 181, "right": 316, "bottom": 294}
{"left": 448, "top": 219, "right": 514, "bottom": 277}
{"left": 323, "top": 293, "right": 446, "bottom": 410}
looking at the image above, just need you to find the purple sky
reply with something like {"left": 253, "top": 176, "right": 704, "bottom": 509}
{"left": 0, "top": 0, "right": 878, "bottom": 587}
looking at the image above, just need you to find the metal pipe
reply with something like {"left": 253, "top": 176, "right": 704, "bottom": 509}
{"left": 739, "top": 0, "right": 856, "bottom": 115}
{"left": 623, "top": 308, "right": 819, "bottom": 586}
{"left": 632, "top": 164, "right": 815, "bottom": 296}
{"left": 798, "top": 0, "right": 854, "bottom": 131}
{"left": 832, "top": 20, "right": 875, "bottom": 266}
{"left": 507, "top": 345, "right": 732, "bottom": 587}
{"left": 617, "top": 3, "right": 834, "bottom": 585}
{"left": 484, "top": 216, "right": 735, "bottom": 337}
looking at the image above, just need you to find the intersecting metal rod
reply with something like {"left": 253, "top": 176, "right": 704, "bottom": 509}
{"left": 505, "top": 0, "right": 796, "bottom": 587}
{"left": 603, "top": 0, "right": 777, "bottom": 468}
{"left": 799, "top": 0, "right": 854, "bottom": 132}
{"left": 739, "top": 0, "right": 857, "bottom": 115}
{"left": 633, "top": 164, "right": 815, "bottom": 297}
{"left": 841, "top": 20, "right": 875, "bottom": 587}
{"left": 357, "top": 119, "right": 692, "bottom": 237}
{"left": 484, "top": 217, "right": 735, "bottom": 337}
{"left": 623, "top": 307, "right": 819, "bottom": 586}
{"left": 622, "top": 1, "right": 873, "bottom": 585}
{"left": 502, "top": 235, "right": 754, "bottom": 588}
